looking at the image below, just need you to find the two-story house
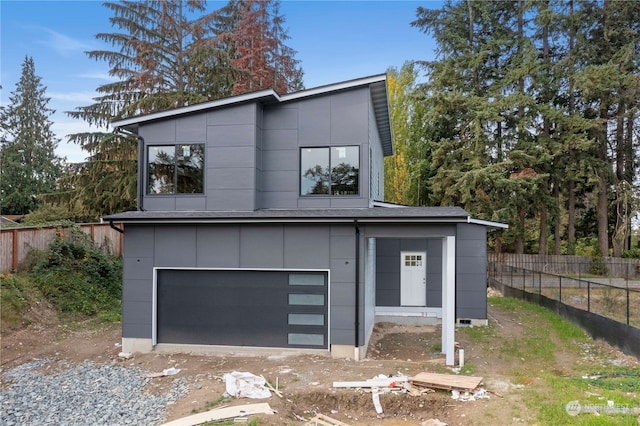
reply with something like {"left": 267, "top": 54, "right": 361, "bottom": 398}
{"left": 105, "top": 74, "right": 507, "bottom": 365}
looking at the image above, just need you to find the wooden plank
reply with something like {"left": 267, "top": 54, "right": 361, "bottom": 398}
{"left": 261, "top": 375, "right": 283, "bottom": 398}
{"left": 332, "top": 376, "right": 408, "bottom": 388}
{"left": 410, "top": 372, "right": 482, "bottom": 391}
{"left": 303, "top": 414, "right": 352, "bottom": 426}
{"left": 159, "top": 403, "right": 274, "bottom": 426}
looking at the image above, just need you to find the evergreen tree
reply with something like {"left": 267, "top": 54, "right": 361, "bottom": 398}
{"left": 0, "top": 57, "right": 63, "bottom": 215}
{"left": 412, "top": 0, "right": 536, "bottom": 252}
{"left": 57, "top": 0, "right": 239, "bottom": 218}
{"left": 409, "top": 0, "right": 640, "bottom": 256}
{"left": 223, "top": 0, "right": 303, "bottom": 95}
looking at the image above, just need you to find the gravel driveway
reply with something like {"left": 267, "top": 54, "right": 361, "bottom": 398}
{"left": 0, "top": 358, "right": 187, "bottom": 426}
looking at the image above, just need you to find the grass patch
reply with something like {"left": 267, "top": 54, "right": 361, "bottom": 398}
{"left": 0, "top": 273, "right": 41, "bottom": 331}
{"left": 475, "top": 297, "right": 639, "bottom": 425}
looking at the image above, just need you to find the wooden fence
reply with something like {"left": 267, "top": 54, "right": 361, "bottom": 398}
{"left": 1, "top": 223, "right": 123, "bottom": 272}
{"left": 488, "top": 253, "right": 640, "bottom": 278}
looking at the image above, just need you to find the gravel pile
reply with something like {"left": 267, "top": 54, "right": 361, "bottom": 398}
{"left": 0, "top": 358, "right": 188, "bottom": 426}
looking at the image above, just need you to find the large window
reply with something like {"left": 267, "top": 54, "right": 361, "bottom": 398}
{"left": 300, "top": 146, "right": 359, "bottom": 196}
{"left": 148, "top": 144, "right": 204, "bottom": 194}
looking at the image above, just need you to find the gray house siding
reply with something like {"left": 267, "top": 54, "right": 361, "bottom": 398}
{"left": 121, "top": 223, "right": 360, "bottom": 348}
{"left": 368, "top": 94, "right": 384, "bottom": 203}
{"left": 122, "top": 226, "right": 155, "bottom": 339}
{"left": 375, "top": 239, "right": 443, "bottom": 307}
{"left": 455, "top": 223, "right": 488, "bottom": 319}
{"left": 139, "top": 103, "right": 260, "bottom": 212}
{"left": 259, "top": 87, "right": 373, "bottom": 210}
{"left": 138, "top": 87, "right": 382, "bottom": 213}
{"left": 371, "top": 224, "right": 487, "bottom": 320}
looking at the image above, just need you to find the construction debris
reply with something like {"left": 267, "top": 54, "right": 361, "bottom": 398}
{"left": 224, "top": 371, "right": 271, "bottom": 399}
{"left": 260, "top": 375, "right": 283, "bottom": 398}
{"left": 145, "top": 367, "right": 182, "bottom": 378}
{"left": 303, "top": 413, "right": 352, "bottom": 426}
{"left": 371, "top": 390, "right": 383, "bottom": 414}
{"left": 332, "top": 375, "right": 408, "bottom": 389}
{"left": 451, "top": 388, "right": 490, "bottom": 401}
{"left": 410, "top": 372, "right": 483, "bottom": 392}
{"left": 159, "top": 403, "right": 274, "bottom": 426}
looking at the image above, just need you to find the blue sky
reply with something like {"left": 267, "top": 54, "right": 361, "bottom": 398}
{"left": 1, "top": 0, "right": 438, "bottom": 163}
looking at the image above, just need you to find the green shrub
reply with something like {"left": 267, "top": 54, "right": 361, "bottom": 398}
{"left": 30, "top": 224, "right": 122, "bottom": 317}
{"left": 588, "top": 247, "right": 608, "bottom": 276}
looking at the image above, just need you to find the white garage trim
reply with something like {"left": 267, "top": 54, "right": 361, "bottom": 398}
{"left": 151, "top": 267, "right": 331, "bottom": 350}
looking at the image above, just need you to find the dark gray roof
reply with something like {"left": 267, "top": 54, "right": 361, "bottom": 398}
{"left": 104, "top": 206, "right": 472, "bottom": 224}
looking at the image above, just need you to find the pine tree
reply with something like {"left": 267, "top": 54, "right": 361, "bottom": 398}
{"left": 224, "top": 0, "right": 303, "bottom": 95}
{"left": 58, "top": 0, "right": 238, "bottom": 218}
{"left": 0, "top": 56, "right": 63, "bottom": 215}
{"left": 411, "top": 0, "right": 532, "bottom": 245}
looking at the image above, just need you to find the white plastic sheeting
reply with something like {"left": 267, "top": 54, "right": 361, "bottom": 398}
{"left": 223, "top": 371, "right": 272, "bottom": 399}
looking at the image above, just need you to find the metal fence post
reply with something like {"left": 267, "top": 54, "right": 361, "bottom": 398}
{"left": 559, "top": 276, "right": 562, "bottom": 302}
{"left": 627, "top": 285, "right": 630, "bottom": 326}
{"left": 539, "top": 271, "right": 542, "bottom": 295}
{"left": 587, "top": 281, "right": 590, "bottom": 312}
{"left": 578, "top": 270, "right": 581, "bottom": 289}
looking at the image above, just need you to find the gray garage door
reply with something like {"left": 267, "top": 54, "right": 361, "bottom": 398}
{"left": 156, "top": 269, "right": 328, "bottom": 348}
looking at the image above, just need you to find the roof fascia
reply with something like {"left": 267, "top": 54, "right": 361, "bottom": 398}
{"left": 110, "top": 74, "right": 388, "bottom": 130}
{"left": 102, "top": 216, "right": 469, "bottom": 225}
{"left": 111, "top": 89, "right": 280, "bottom": 129}
{"left": 280, "top": 74, "right": 387, "bottom": 102}
{"left": 467, "top": 217, "right": 509, "bottom": 229}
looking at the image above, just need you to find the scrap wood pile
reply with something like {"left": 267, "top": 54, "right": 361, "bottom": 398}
{"left": 333, "top": 371, "right": 483, "bottom": 394}
{"left": 333, "top": 371, "right": 499, "bottom": 407}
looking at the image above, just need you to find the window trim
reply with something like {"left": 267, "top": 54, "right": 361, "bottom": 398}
{"left": 147, "top": 143, "right": 205, "bottom": 196}
{"left": 299, "top": 145, "right": 360, "bottom": 197}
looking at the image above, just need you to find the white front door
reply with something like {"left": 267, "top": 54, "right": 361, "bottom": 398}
{"left": 400, "top": 251, "right": 427, "bottom": 306}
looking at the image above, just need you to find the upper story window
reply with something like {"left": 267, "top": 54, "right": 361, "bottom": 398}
{"left": 300, "top": 146, "right": 359, "bottom": 196}
{"left": 147, "top": 144, "right": 204, "bottom": 194}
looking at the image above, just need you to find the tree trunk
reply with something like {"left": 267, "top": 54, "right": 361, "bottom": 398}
{"left": 597, "top": 178, "right": 609, "bottom": 257}
{"left": 516, "top": 208, "right": 525, "bottom": 254}
{"left": 539, "top": 206, "right": 547, "bottom": 255}
{"left": 567, "top": 179, "right": 576, "bottom": 254}
{"left": 554, "top": 182, "right": 561, "bottom": 255}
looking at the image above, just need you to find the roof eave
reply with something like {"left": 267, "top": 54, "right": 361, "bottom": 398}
{"left": 467, "top": 217, "right": 509, "bottom": 229}
{"left": 111, "top": 89, "right": 280, "bottom": 130}
{"left": 103, "top": 216, "right": 471, "bottom": 225}
{"left": 109, "top": 73, "right": 390, "bottom": 131}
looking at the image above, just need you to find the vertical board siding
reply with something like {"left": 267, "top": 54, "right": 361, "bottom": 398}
{"left": 1, "top": 223, "right": 123, "bottom": 272}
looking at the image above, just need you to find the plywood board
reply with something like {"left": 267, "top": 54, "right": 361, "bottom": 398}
{"left": 159, "top": 403, "right": 274, "bottom": 426}
{"left": 410, "top": 372, "right": 482, "bottom": 391}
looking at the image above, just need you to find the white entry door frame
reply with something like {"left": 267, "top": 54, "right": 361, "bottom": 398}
{"left": 400, "top": 251, "right": 427, "bottom": 306}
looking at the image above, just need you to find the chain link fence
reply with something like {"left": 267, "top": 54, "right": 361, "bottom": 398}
{"left": 488, "top": 261, "right": 640, "bottom": 329}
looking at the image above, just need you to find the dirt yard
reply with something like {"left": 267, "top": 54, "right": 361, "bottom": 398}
{"left": 2, "top": 297, "right": 638, "bottom": 426}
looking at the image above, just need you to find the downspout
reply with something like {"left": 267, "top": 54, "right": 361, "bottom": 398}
{"left": 109, "top": 221, "right": 124, "bottom": 234}
{"left": 354, "top": 219, "right": 360, "bottom": 358}
{"left": 114, "top": 127, "right": 145, "bottom": 211}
